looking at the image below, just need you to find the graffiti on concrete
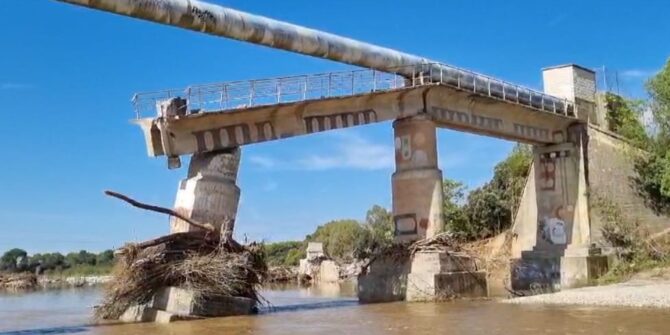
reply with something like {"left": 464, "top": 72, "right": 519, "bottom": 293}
{"left": 535, "top": 149, "right": 575, "bottom": 247}
{"left": 539, "top": 206, "right": 568, "bottom": 245}
{"left": 538, "top": 157, "right": 557, "bottom": 191}
{"left": 510, "top": 258, "right": 560, "bottom": 292}
{"left": 394, "top": 133, "right": 430, "bottom": 167}
{"left": 192, "top": 121, "right": 276, "bottom": 151}
{"left": 430, "top": 107, "right": 503, "bottom": 131}
{"left": 304, "top": 109, "right": 377, "bottom": 133}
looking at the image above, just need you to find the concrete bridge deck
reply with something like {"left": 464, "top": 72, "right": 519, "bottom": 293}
{"left": 134, "top": 64, "right": 580, "bottom": 158}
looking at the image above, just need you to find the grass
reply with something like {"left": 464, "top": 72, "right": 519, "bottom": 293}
{"left": 598, "top": 258, "right": 670, "bottom": 285}
{"left": 593, "top": 195, "right": 670, "bottom": 285}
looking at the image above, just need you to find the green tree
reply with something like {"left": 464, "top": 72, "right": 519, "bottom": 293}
{"left": 307, "top": 219, "right": 367, "bottom": 262}
{"left": 442, "top": 178, "right": 469, "bottom": 237}
{"left": 631, "top": 58, "right": 670, "bottom": 211}
{"left": 364, "top": 205, "right": 394, "bottom": 245}
{"left": 1, "top": 248, "right": 28, "bottom": 272}
{"left": 444, "top": 144, "right": 532, "bottom": 240}
{"left": 96, "top": 250, "right": 115, "bottom": 267}
{"left": 264, "top": 241, "right": 305, "bottom": 267}
{"left": 28, "top": 252, "right": 66, "bottom": 272}
{"left": 65, "top": 250, "right": 97, "bottom": 267}
{"left": 647, "top": 58, "right": 670, "bottom": 135}
{"left": 355, "top": 205, "right": 394, "bottom": 258}
{"left": 647, "top": 59, "right": 670, "bottom": 198}
{"left": 462, "top": 187, "right": 507, "bottom": 238}
{"left": 284, "top": 248, "right": 305, "bottom": 266}
{"left": 604, "top": 93, "right": 649, "bottom": 146}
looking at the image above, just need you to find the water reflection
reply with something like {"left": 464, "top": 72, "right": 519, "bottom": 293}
{"left": 1, "top": 283, "right": 669, "bottom": 335}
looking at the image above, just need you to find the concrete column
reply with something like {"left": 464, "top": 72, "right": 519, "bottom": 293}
{"left": 170, "top": 147, "right": 241, "bottom": 237}
{"left": 392, "top": 115, "right": 443, "bottom": 242}
{"left": 509, "top": 65, "right": 607, "bottom": 291}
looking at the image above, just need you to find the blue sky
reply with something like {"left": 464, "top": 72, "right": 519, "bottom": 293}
{"left": 1, "top": 0, "right": 668, "bottom": 253}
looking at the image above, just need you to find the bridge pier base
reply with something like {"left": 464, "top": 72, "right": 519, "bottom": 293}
{"left": 359, "top": 115, "right": 487, "bottom": 303}
{"left": 120, "top": 148, "right": 251, "bottom": 323}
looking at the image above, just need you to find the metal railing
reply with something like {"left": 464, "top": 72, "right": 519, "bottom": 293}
{"left": 132, "top": 63, "right": 575, "bottom": 119}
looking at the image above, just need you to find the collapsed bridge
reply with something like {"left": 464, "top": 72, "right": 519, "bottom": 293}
{"left": 55, "top": 0, "right": 623, "bottom": 315}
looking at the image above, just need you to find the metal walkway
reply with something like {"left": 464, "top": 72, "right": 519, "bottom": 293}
{"left": 132, "top": 63, "right": 576, "bottom": 120}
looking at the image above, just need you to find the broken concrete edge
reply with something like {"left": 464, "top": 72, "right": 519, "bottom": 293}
{"left": 118, "top": 287, "right": 257, "bottom": 324}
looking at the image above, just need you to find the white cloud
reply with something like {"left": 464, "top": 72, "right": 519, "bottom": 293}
{"left": 249, "top": 130, "right": 394, "bottom": 171}
{"left": 620, "top": 69, "right": 654, "bottom": 79}
{"left": 248, "top": 155, "right": 277, "bottom": 168}
{"left": 296, "top": 131, "right": 394, "bottom": 171}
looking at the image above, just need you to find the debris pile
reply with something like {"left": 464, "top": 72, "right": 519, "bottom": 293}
{"left": 96, "top": 191, "right": 267, "bottom": 320}
{"left": 361, "top": 232, "right": 472, "bottom": 275}
{"left": 409, "top": 232, "right": 462, "bottom": 254}
{"left": 95, "top": 231, "right": 266, "bottom": 320}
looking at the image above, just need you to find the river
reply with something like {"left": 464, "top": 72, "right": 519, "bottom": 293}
{"left": 1, "top": 283, "right": 669, "bottom": 335}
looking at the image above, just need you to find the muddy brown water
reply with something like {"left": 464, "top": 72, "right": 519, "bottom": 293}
{"left": 1, "top": 283, "right": 669, "bottom": 335}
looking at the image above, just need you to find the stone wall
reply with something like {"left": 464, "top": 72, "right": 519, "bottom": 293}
{"left": 587, "top": 126, "right": 669, "bottom": 242}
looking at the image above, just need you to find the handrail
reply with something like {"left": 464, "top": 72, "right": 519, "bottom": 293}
{"left": 132, "top": 62, "right": 576, "bottom": 119}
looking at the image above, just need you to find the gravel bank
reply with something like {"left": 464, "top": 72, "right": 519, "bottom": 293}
{"left": 504, "top": 280, "right": 670, "bottom": 308}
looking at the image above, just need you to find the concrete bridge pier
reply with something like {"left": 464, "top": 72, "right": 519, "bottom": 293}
{"left": 359, "top": 115, "right": 487, "bottom": 303}
{"left": 510, "top": 65, "right": 609, "bottom": 292}
{"left": 391, "top": 115, "right": 444, "bottom": 241}
{"left": 170, "top": 148, "right": 242, "bottom": 236}
{"left": 121, "top": 147, "right": 252, "bottom": 323}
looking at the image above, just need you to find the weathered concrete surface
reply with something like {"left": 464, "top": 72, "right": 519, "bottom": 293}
{"left": 543, "top": 64, "right": 596, "bottom": 123}
{"left": 297, "top": 242, "right": 342, "bottom": 283}
{"left": 510, "top": 64, "right": 607, "bottom": 290}
{"left": 560, "top": 253, "right": 609, "bottom": 288}
{"left": 306, "top": 242, "right": 325, "bottom": 260}
{"left": 359, "top": 251, "right": 488, "bottom": 303}
{"left": 406, "top": 272, "right": 488, "bottom": 301}
{"left": 119, "top": 287, "right": 255, "bottom": 323}
{"left": 136, "top": 84, "right": 576, "bottom": 158}
{"left": 406, "top": 252, "right": 487, "bottom": 301}
{"left": 170, "top": 148, "right": 241, "bottom": 235}
{"left": 587, "top": 126, "right": 670, "bottom": 240}
{"left": 410, "top": 252, "right": 478, "bottom": 273}
{"left": 319, "top": 260, "right": 340, "bottom": 283}
{"left": 153, "top": 287, "right": 255, "bottom": 317}
{"left": 358, "top": 253, "right": 411, "bottom": 303}
{"left": 392, "top": 116, "right": 443, "bottom": 241}
{"left": 511, "top": 126, "right": 670, "bottom": 290}
{"left": 510, "top": 136, "right": 597, "bottom": 290}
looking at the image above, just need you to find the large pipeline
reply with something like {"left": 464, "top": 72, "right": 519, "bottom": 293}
{"left": 55, "top": 0, "right": 573, "bottom": 115}
{"left": 55, "top": 0, "right": 428, "bottom": 75}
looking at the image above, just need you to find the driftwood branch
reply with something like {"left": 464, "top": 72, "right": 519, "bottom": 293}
{"left": 104, "top": 190, "right": 214, "bottom": 232}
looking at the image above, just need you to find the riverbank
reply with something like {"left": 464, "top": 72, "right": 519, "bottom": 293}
{"left": 0, "top": 273, "right": 112, "bottom": 291}
{"left": 504, "top": 267, "right": 670, "bottom": 308}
